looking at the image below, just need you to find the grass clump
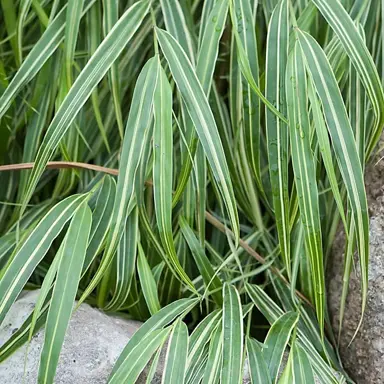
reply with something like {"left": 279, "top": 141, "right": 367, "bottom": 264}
{"left": 0, "top": 0, "right": 382, "bottom": 383}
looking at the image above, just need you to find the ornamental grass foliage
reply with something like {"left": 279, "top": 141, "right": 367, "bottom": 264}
{"left": 0, "top": 0, "right": 382, "bottom": 383}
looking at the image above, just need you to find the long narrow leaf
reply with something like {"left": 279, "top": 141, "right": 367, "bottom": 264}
{"left": 311, "top": 0, "right": 384, "bottom": 156}
{"left": 179, "top": 216, "right": 223, "bottom": 305}
{"left": 262, "top": 311, "right": 299, "bottom": 382}
{"left": 291, "top": 342, "right": 315, "bottom": 384}
{"left": 157, "top": 28, "right": 239, "bottom": 243}
{"left": 221, "top": 284, "right": 243, "bottom": 384}
{"left": 38, "top": 202, "right": 92, "bottom": 384}
{"left": 286, "top": 42, "right": 325, "bottom": 334}
{"left": 78, "top": 55, "right": 160, "bottom": 304}
{"left": 162, "top": 319, "right": 189, "bottom": 384}
{"left": 109, "top": 298, "right": 198, "bottom": 378}
{"left": 265, "top": 0, "right": 291, "bottom": 275}
{"left": 23, "top": 0, "right": 150, "bottom": 212}
{"left": 153, "top": 65, "right": 193, "bottom": 290}
{"left": 137, "top": 243, "right": 161, "bottom": 315}
{"left": 64, "top": 0, "right": 85, "bottom": 85}
{"left": 109, "top": 328, "right": 171, "bottom": 384}
{"left": 0, "top": 194, "right": 88, "bottom": 325}
{"left": 298, "top": 30, "right": 369, "bottom": 335}
{"left": 246, "top": 337, "right": 272, "bottom": 384}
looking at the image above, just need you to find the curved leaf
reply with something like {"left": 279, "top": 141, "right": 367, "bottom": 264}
{"left": 157, "top": 27, "right": 240, "bottom": 243}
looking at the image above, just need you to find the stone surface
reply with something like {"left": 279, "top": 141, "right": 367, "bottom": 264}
{"left": 329, "top": 155, "right": 384, "bottom": 383}
{"left": 0, "top": 290, "right": 142, "bottom": 383}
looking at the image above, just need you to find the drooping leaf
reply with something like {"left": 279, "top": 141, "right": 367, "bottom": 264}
{"left": 78, "top": 55, "right": 160, "bottom": 304}
{"left": 298, "top": 29, "right": 369, "bottom": 334}
{"left": 153, "top": 65, "right": 194, "bottom": 291}
{"left": 202, "top": 323, "right": 223, "bottom": 384}
{"left": 311, "top": 0, "right": 384, "bottom": 156}
{"left": 286, "top": 42, "right": 325, "bottom": 334}
{"left": 157, "top": 28, "right": 240, "bottom": 244}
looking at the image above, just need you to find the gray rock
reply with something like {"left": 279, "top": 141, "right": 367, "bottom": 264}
{"left": 0, "top": 290, "right": 142, "bottom": 383}
{"left": 329, "top": 155, "right": 384, "bottom": 383}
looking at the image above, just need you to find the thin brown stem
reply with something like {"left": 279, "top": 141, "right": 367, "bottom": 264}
{"left": 0, "top": 161, "right": 119, "bottom": 175}
{"left": 204, "top": 211, "right": 313, "bottom": 308}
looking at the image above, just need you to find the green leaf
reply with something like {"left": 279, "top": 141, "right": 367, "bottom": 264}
{"left": 160, "top": 0, "right": 195, "bottom": 64}
{"left": 110, "top": 298, "right": 198, "bottom": 378}
{"left": 232, "top": 0, "right": 262, "bottom": 192}
{"left": 105, "top": 206, "right": 138, "bottom": 311}
{"left": 186, "top": 310, "right": 222, "bottom": 382}
{"left": 246, "top": 337, "right": 272, "bottom": 384}
{"left": 162, "top": 319, "right": 189, "bottom": 384}
{"left": 145, "top": 346, "right": 163, "bottom": 384}
{"left": 229, "top": 1, "right": 288, "bottom": 123}
{"left": 179, "top": 216, "right": 223, "bottom": 305}
{"left": 102, "top": 0, "right": 124, "bottom": 138}
{"left": 172, "top": 0, "right": 229, "bottom": 244}
{"left": 28, "top": 253, "right": 60, "bottom": 342}
{"left": 1, "top": 0, "right": 19, "bottom": 66}
{"left": 265, "top": 0, "right": 290, "bottom": 276}
{"left": 245, "top": 284, "right": 339, "bottom": 383}
{"left": 23, "top": 0, "right": 150, "bottom": 212}
{"left": 311, "top": 0, "right": 384, "bottom": 156}
{"left": 0, "top": 1, "right": 97, "bottom": 120}
{"left": 202, "top": 323, "right": 223, "bottom": 384}
{"left": 297, "top": 29, "right": 369, "bottom": 335}
{"left": 0, "top": 299, "right": 49, "bottom": 363}
{"left": 16, "top": 0, "right": 33, "bottom": 64}
{"left": 221, "top": 284, "right": 243, "bottom": 384}
{"left": 286, "top": 42, "right": 325, "bottom": 335}
{"left": 38, "top": 202, "right": 92, "bottom": 384}
{"left": 0, "top": 194, "right": 88, "bottom": 325}
{"left": 307, "top": 80, "right": 348, "bottom": 235}
{"left": 262, "top": 312, "right": 299, "bottom": 382}
{"left": 64, "top": 0, "right": 85, "bottom": 85}
{"left": 278, "top": 350, "right": 293, "bottom": 384}
{"left": 137, "top": 242, "right": 161, "bottom": 315}
{"left": 109, "top": 327, "right": 171, "bottom": 384}
{"left": 78, "top": 55, "right": 159, "bottom": 304}
{"left": 196, "top": 0, "right": 229, "bottom": 96}
{"left": 291, "top": 342, "right": 315, "bottom": 384}
{"left": 153, "top": 65, "right": 194, "bottom": 291}
{"left": 82, "top": 176, "right": 115, "bottom": 276}
{"left": 0, "top": 5, "right": 67, "bottom": 119}
{"left": 194, "top": 0, "right": 229, "bottom": 241}
{"left": 156, "top": 27, "right": 240, "bottom": 244}
{"left": 87, "top": 0, "right": 110, "bottom": 151}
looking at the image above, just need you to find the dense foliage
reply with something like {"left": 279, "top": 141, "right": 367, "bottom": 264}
{"left": 0, "top": 0, "right": 382, "bottom": 383}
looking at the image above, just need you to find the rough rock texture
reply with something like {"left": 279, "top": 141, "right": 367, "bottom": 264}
{"left": 0, "top": 290, "right": 142, "bottom": 383}
{"left": 329, "top": 156, "right": 384, "bottom": 383}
